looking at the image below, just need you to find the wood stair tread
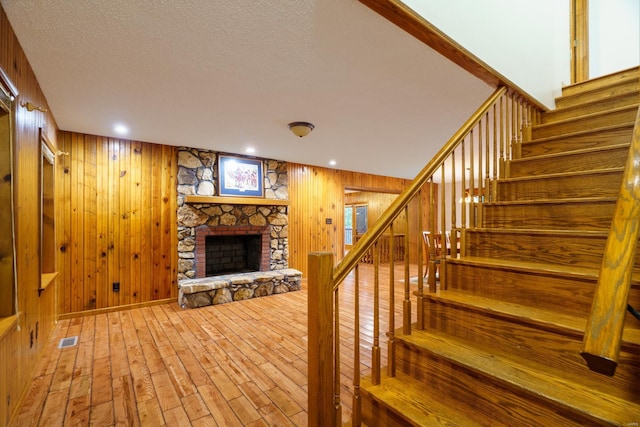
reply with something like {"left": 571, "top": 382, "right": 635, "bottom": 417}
{"left": 498, "top": 166, "right": 624, "bottom": 183}
{"left": 361, "top": 371, "right": 482, "bottom": 426}
{"left": 424, "top": 289, "right": 640, "bottom": 346}
{"left": 394, "top": 327, "right": 640, "bottom": 425}
{"left": 510, "top": 142, "right": 629, "bottom": 164}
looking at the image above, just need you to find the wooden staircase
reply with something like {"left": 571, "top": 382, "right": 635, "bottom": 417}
{"left": 360, "top": 68, "right": 640, "bottom": 426}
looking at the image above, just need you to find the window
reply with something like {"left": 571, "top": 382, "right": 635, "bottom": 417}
{"left": 40, "top": 129, "right": 57, "bottom": 292}
{"left": 0, "top": 68, "right": 17, "bottom": 317}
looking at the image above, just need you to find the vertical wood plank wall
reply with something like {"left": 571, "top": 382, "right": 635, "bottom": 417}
{"left": 288, "top": 163, "right": 430, "bottom": 274}
{"left": 0, "top": 6, "right": 58, "bottom": 425}
{"left": 56, "top": 132, "right": 178, "bottom": 314}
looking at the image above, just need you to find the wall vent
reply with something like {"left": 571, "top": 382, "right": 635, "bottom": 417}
{"left": 58, "top": 336, "right": 78, "bottom": 349}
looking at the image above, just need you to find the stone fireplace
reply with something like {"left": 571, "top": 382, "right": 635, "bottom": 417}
{"left": 175, "top": 147, "right": 301, "bottom": 309}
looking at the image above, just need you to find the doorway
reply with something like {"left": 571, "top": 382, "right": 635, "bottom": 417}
{"left": 344, "top": 204, "right": 368, "bottom": 250}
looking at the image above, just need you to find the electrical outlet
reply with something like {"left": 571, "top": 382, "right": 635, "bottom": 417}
{"left": 113, "top": 282, "right": 120, "bottom": 292}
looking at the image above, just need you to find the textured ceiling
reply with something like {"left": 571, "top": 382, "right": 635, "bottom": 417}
{"left": 1, "top": 0, "right": 493, "bottom": 179}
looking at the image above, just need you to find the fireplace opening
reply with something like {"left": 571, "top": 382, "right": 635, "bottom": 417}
{"left": 205, "top": 234, "right": 262, "bottom": 276}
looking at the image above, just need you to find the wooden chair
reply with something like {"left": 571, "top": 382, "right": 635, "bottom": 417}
{"left": 444, "top": 230, "right": 451, "bottom": 255}
{"left": 422, "top": 231, "right": 441, "bottom": 279}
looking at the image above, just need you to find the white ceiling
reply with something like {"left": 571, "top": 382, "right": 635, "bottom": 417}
{"left": 1, "top": 0, "right": 493, "bottom": 179}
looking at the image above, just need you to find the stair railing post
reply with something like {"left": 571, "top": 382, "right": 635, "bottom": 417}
{"left": 308, "top": 251, "right": 338, "bottom": 427}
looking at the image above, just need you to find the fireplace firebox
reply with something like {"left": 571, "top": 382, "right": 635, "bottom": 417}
{"left": 205, "top": 234, "right": 261, "bottom": 275}
{"left": 194, "top": 225, "right": 272, "bottom": 278}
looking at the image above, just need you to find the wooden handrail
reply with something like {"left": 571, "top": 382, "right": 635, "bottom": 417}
{"left": 581, "top": 106, "right": 640, "bottom": 376}
{"left": 332, "top": 86, "right": 507, "bottom": 290}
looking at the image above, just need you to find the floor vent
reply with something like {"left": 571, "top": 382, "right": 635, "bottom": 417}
{"left": 58, "top": 336, "right": 78, "bottom": 349}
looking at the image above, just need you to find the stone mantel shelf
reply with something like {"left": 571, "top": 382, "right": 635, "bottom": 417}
{"left": 184, "top": 195, "right": 290, "bottom": 206}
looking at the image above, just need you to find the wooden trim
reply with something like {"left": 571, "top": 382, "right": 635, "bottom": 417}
{"left": 571, "top": 0, "right": 589, "bottom": 84}
{"left": 0, "top": 66, "right": 18, "bottom": 99}
{"left": 40, "top": 272, "right": 58, "bottom": 292}
{"left": 184, "top": 195, "right": 289, "bottom": 206}
{"left": 57, "top": 297, "right": 177, "bottom": 320}
{"left": 345, "top": 186, "right": 401, "bottom": 195}
{"left": 358, "top": 0, "right": 547, "bottom": 110}
{"left": 0, "top": 313, "right": 18, "bottom": 341}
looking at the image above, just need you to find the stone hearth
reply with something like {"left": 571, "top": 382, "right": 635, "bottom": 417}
{"left": 178, "top": 269, "right": 302, "bottom": 309}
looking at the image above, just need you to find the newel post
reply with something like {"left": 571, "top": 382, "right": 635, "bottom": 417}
{"left": 308, "top": 252, "right": 337, "bottom": 426}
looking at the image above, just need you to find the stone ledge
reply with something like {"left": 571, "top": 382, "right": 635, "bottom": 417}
{"left": 178, "top": 269, "right": 302, "bottom": 309}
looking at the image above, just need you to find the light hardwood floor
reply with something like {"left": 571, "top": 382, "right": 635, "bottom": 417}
{"left": 10, "top": 263, "right": 420, "bottom": 426}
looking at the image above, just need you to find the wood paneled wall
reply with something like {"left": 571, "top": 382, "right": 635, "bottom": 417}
{"left": 287, "top": 163, "right": 431, "bottom": 275}
{"left": 345, "top": 190, "right": 408, "bottom": 236}
{"left": 56, "top": 132, "right": 178, "bottom": 314}
{"left": 0, "top": 5, "right": 58, "bottom": 426}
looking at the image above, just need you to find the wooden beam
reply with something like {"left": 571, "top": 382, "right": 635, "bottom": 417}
{"left": 359, "top": 0, "right": 500, "bottom": 87}
{"left": 184, "top": 195, "right": 289, "bottom": 206}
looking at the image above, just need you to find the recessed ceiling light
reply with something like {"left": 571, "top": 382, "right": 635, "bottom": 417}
{"left": 245, "top": 147, "right": 256, "bottom": 154}
{"left": 329, "top": 160, "right": 337, "bottom": 166}
{"left": 114, "top": 124, "right": 129, "bottom": 135}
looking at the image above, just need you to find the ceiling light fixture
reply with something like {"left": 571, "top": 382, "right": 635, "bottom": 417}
{"left": 288, "top": 121, "right": 314, "bottom": 138}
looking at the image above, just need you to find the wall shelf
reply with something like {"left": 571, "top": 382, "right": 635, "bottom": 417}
{"left": 184, "top": 195, "right": 289, "bottom": 206}
{"left": 40, "top": 272, "right": 58, "bottom": 293}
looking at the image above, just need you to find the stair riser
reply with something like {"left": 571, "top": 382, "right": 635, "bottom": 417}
{"left": 509, "top": 145, "right": 628, "bottom": 177}
{"left": 445, "top": 261, "right": 640, "bottom": 319}
{"left": 521, "top": 126, "right": 633, "bottom": 157}
{"left": 360, "top": 393, "right": 420, "bottom": 427}
{"left": 497, "top": 170, "right": 622, "bottom": 201}
{"left": 420, "top": 300, "right": 639, "bottom": 401}
{"left": 463, "top": 231, "right": 640, "bottom": 273}
{"left": 394, "top": 341, "right": 602, "bottom": 426}
{"left": 482, "top": 200, "right": 615, "bottom": 230}
{"left": 532, "top": 107, "right": 638, "bottom": 139}
{"left": 558, "top": 67, "right": 639, "bottom": 99}
{"left": 543, "top": 92, "right": 640, "bottom": 124}
{"left": 444, "top": 262, "right": 595, "bottom": 314}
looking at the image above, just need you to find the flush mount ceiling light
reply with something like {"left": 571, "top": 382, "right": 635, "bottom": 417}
{"left": 288, "top": 121, "right": 314, "bottom": 138}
